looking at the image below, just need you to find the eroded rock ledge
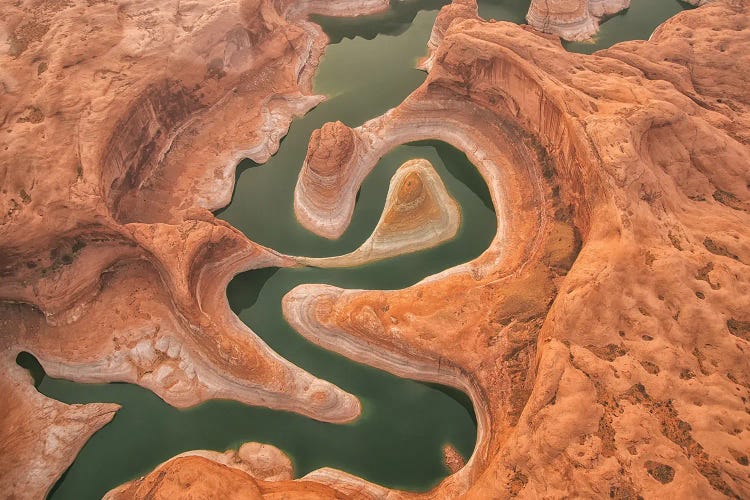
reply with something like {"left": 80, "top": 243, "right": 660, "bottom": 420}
{"left": 526, "top": 0, "right": 631, "bottom": 41}
{"left": 104, "top": 442, "right": 298, "bottom": 499}
{"left": 105, "top": 455, "right": 347, "bottom": 499}
{"left": 525, "top": 1, "right": 716, "bottom": 42}
{"left": 437, "top": 0, "right": 676, "bottom": 43}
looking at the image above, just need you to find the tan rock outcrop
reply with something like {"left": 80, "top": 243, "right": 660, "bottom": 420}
{"left": 104, "top": 455, "right": 348, "bottom": 499}
{"left": 421, "top": 0, "right": 479, "bottom": 70}
{"left": 4, "top": 0, "right": 750, "bottom": 499}
{"left": 526, "top": 0, "right": 631, "bottom": 41}
{"left": 105, "top": 441, "right": 294, "bottom": 497}
{"left": 442, "top": 444, "right": 466, "bottom": 474}
{"left": 295, "top": 158, "right": 461, "bottom": 267}
{"left": 295, "top": 121, "right": 358, "bottom": 238}
{"left": 0, "top": 340, "right": 119, "bottom": 498}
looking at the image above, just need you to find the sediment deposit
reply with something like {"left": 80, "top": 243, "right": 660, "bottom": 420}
{"left": 2, "top": 0, "right": 750, "bottom": 499}
{"left": 295, "top": 158, "right": 461, "bottom": 267}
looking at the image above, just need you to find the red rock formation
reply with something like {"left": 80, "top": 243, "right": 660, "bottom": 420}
{"left": 442, "top": 444, "right": 467, "bottom": 474}
{"left": 105, "top": 455, "right": 348, "bottom": 499}
{"left": 110, "top": 441, "right": 295, "bottom": 490}
{"left": 0, "top": 0, "right": 389, "bottom": 496}
{"left": 0, "top": 347, "right": 118, "bottom": 498}
{"left": 296, "top": 158, "right": 461, "bottom": 267}
{"left": 526, "top": 0, "right": 631, "bottom": 41}
{"left": 3, "top": 0, "right": 750, "bottom": 499}
{"left": 289, "top": 0, "right": 750, "bottom": 498}
{"left": 295, "top": 121, "right": 358, "bottom": 238}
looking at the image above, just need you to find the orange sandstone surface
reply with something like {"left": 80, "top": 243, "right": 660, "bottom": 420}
{"left": 525, "top": 1, "right": 712, "bottom": 42}
{"left": 2, "top": 0, "right": 750, "bottom": 499}
{"left": 104, "top": 455, "right": 348, "bottom": 500}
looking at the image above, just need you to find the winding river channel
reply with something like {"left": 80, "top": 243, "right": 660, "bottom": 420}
{"left": 22, "top": 1, "right": 693, "bottom": 497}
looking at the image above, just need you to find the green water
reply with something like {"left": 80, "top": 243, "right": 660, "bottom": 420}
{"left": 479, "top": 0, "right": 694, "bottom": 54}
{"left": 564, "top": 0, "right": 694, "bottom": 54}
{"left": 478, "top": 0, "right": 530, "bottom": 24}
{"left": 25, "top": 2, "right": 695, "bottom": 498}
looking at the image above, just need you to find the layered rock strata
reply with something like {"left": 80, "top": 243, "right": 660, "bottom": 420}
{"left": 0, "top": 350, "right": 119, "bottom": 499}
{"left": 0, "top": 0, "right": 389, "bottom": 496}
{"left": 105, "top": 455, "right": 347, "bottom": 500}
{"left": 421, "top": 0, "right": 480, "bottom": 71}
{"left": 294, "top": 120, "right": 360, "bottom": 239}
{"left": 295, "top": 158, "right": 461, "bottom": 267}
{"left": 526, "top": 0, "right": 631, "bottom": 41}
{"left": 104, "top": 441, "right": 295, "bottom": 499}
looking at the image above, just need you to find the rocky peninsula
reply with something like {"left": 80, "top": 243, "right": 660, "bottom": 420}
{"left": 295, "top": 158, "right": 461, "bottom": 267}
{"left": 527, "top": 0, "right": 631, "bottom": 41}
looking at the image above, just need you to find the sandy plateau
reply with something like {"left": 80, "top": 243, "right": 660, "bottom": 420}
{"left": 1, "top": 0, "right": 750, "bottom": 499}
